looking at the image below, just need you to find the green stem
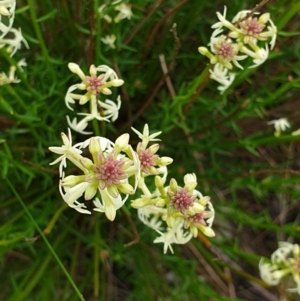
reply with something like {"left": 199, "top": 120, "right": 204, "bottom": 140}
{"left": 276, "top": 1, "right": 300, "bottom": 30}
{"left": 43, "top": 203, "right": 68, "bottom": 235}
{"left": 11, "top": 231, "right": 71, "bottom": 301}
{"left": 27, "top": 0, "right": 55, "bottom": 81}
{"left": 6, "top": 178, "right": 86, "bottom": 301}
{"left": 174, "top": 64, "right": 211, "bottom": 104}
{"left": 94, "top": 0, "right": 101, "bottom": 63}
{"left": 92, "top": 118, "right": 101, "bottom": 136}
{"left": 4, "top": 84, "right": 28, "bottom": 110}
{"left": 93, "top": 216, "right": 100, "bottom": 297}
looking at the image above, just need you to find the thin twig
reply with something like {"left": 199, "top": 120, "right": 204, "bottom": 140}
{"left": 122, "top": 208, "right": 140, "bottom": 247}
{"left": 22, "top": 154, "right": 58, "bottom": 174}
{"left": 159, "top": 53, "right": 176, "bottom": 98}
{"left": 237, "top": 0, "right": 270, "bottom": 25}
{"left": 169, "top": 23, "right": 180, "bottom": 72}
{"left": 142, "top": 0, "right": 189, "bottom": 59}
{"left": 124, "top": 0, "right": 163, "bottom": 45}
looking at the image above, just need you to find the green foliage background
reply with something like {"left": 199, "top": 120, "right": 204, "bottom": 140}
{"left": 1, "top": 0, "right": 300, "bottom": 300}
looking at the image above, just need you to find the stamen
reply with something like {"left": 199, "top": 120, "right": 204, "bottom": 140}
{"left": 86, "top": 74, "right": 105, "bottom": 95}
{"left": 94, "top": 154, "right": 126, "bottom": 187}
{"left": 138, "top": 148, "right": 158, "bottom": 173}
{"left": 169, "top": 187, "right": 194, "bottom": 211}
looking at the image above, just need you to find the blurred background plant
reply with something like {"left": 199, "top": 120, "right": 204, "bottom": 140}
{"left": 1, "top": 0, "right": 300, "bottom": 300}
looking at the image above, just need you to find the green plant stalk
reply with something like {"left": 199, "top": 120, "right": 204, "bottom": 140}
{"left": 12, "top": 247, "right": 52, "bottom": 301}
{"left": 4, "top": 83, "right": 28, "bottom": 111}
{"left": 276, "top": 1, "right": 300, "bottom": 30}
{"left": 94, "top": 0, "right": 101, "bottom": 63}
{"left": 27, "top": 0, "right": 56, "bottom": 81}
{"left": 174, "top": 64, "right": 211, "bottom": 106}
{"left": 92, "top": 117, "right": 101, "bottom": 136}
{"left": 172, "top": 64, "right": 211, "bottom": 119}
{"left": 43, "top": 203, "right": 68, "bottom": 235}
{"left": 94, "top": 216, "right": 101, "bottom": 297}
{"left": 6, "top": 178, "right": 86, "bottom": 301}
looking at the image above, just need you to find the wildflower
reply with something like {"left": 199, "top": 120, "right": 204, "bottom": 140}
{"left": 259, "top": 242, "right": 300, "bottom": 295}
{"left": 267, "top": 118, "right": 290, "bottom": 136}
{"left": 0, "top": 27, "right": 29, "bottom": 57}
{"left": 101, "top": 34, "right": 116, "bottom": 49}
{"left": 131, "top": 124, "right": 172, "bottom": 192}
{"left": 98, "top": 4, "right": 112, "bottom": 23}
{"left": 0, "top": 59, "right": 27, "bottom": 86}
{"left": 66, "top": 116, "right": 93, "bottom": 135}
{"left": 240, "top": 43, "right": 269, "bottom": 68}
{"left": 209, "top": 64, "right": 236, "bottom": 93}
{"left": 231, "top": 11, "right": 277, "bottom": 50}
{"left": 138, "top": 206, "right": 165, "bottom": 230}
{"left": 0, "top": 0, "right": 15, "bottom": 38}
{"left": 199, "top": 6, "right": 277, "bottom": 93}
{"left": 199, "top": 35, "right": 246, "bottom": 70}
{"left": 65, "top": 63, "right": 124, "bottom": 132}
{"left": 0, "top": 65, "right": 18, "bottom": 85}
{"left": 50, "top": 131, "right": 140, "bottom": 220}
{"left": 131, "top": 124, "right": 162, "bottom": 148}
{"left": 48, "top": 128, "right": 82, "bottom": 176}
{"left": 98, "top": 95, "right": 121, "bottom": 122}
{"left": 67, "top": 63, "right": 124, "bottom": 105}
{"left": 131, "top": 173, "right": 215, "bottom": 253}
{"left": 154, "top": 219, "right": 193, "bottom": 254}
{"left": 114, "top": 3, "right": 133, "bottom": 23}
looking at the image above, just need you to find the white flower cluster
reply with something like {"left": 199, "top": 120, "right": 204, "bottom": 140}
{"left": 49, "top": 123, "right": 214, "bottom": 253}
{"left": 132, "top": 171, "right": 215, "bottom": 254}
{"left": 65, "top": 63, "right": 124, "bottom": 134}
{"left": 98, "top": 1, "right": 133, "bottom": 49}
{"left": 259, "top": 242, "right": 300, "bottom": 295}
{"left": 199, "top": 7, "right": 277, "bottom": 93}
{"left": 49, "top": 129, "right": 140, "bottom": 220}
{"left": 0, "top": 0, "right": 28, "bottom": 85}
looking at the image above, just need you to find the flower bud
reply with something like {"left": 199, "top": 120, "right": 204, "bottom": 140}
{"left": 115, "top": 133, "right": 129, "bottom": 152}
{"left": 118, "top": 183, "right": 134, "bottom": 195}
{"left": 62, "top": 175, "right": 85, "bottom": 187}
{"left": 68, "top": 63, "right": 86, "bottom": 81}
{"left": 156, "top": 156, "right": 173, "bottom": 166}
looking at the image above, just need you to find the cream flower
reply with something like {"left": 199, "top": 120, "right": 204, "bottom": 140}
{"left": 101, "top": 34, "right": 116, "bottom": 49}
{"left": 0, "top": 27, "right": 29, "bottom": 57}
{"left": 66, "top": 63, "right": 124, "bottom": 106}
{"left": 0, "top": 65, "right": 19, "bottom": 85}
{"left": 114, "top": 3, "right": 133, "bottom": 23}
{"left": 154, "top": 219, "right": 193, "bottom": 254}
{"left": 0, "top": 0, "right": 16, "bottom": 38}
{"left": 198, "top": 6, "right": 277, "bottom": 93}
{"left": 65, "top": 63, "right": 124, "bottom": 132}
{"left": 259, "top": 242, "right": 300, "bottom": 295}
{"left": 131, "top": 124, "right": 162, "bottom": 148}
{"left": 48, "top": 128, "right": 83, "bottom": 176}
{"left": 209, "top": 64, "right": 236, "bottom": 93}
{"left": 267, "top": 118, "right": 290, "bottom": 136}
{"left": 51, "top": 132, "right": 140, "bottom": 220}
{"left": 131, "top": 173, "right": 215, "bottom": 253}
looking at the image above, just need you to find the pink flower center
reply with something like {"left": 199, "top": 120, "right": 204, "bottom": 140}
{"left": 94, "top": 154, "right": 127, "bottom": 188}
{"left": 169, "top": 187, "right": 194, "bottom": 211}
{"left": 240, "top": 18, "right": 265, "bottom": 37}
{"left": 138, "top": 148, "right": 158, "bottom": 173}
{"left": 189, "top": 212, "right": 208, "bottom": 226}
{"left": 86, "top": 74, "right": 105, "bottom": 95}
{"left": 216, "top": 41, "right": 234, "bottom": 59}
